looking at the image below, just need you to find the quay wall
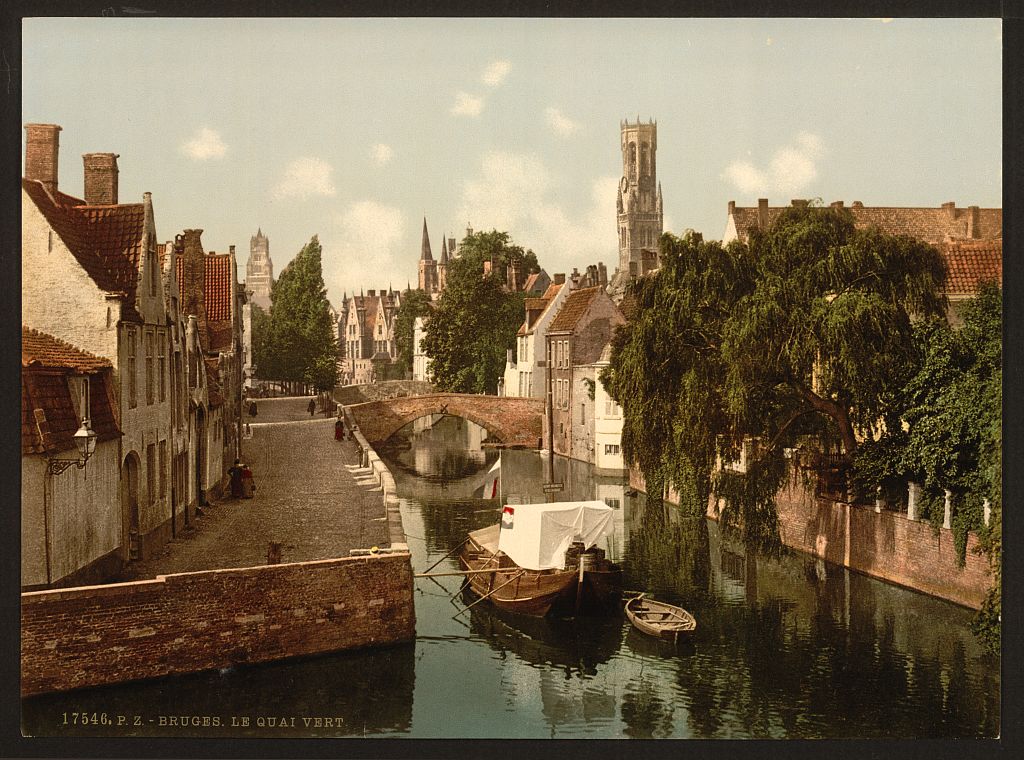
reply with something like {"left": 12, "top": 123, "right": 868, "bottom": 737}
{"left": 21, "top": 553, "right": 415, "bottom": 697}
{"left": 629, "top": 465, "right": 991, "bottom": 609}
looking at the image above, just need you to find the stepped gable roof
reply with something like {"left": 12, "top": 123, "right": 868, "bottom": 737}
{"left": 548, "top": 286, "right": 602, "bottom": 333}
{"left": 939, "top": 239, "right": 1002, "bottom": 295}
{"left": 23, "top": 179, "right": 147, "bottom": 312}
{"left": 728, "top": 200, "right": 1002, "bottom": 244}
{"left": 22, "top": 327, "right": 111, "bottom": 373}
{"left": 21, "top": 328, "right": 120, "bottom": 456}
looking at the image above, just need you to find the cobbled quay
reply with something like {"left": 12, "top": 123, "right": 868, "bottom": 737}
{"left": 120, "top": 397, "right": 388, "bottom": 580}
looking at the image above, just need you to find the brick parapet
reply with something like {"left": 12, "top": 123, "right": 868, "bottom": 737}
{"left": 21, "top": 553, "right": 415, "bottom": 696}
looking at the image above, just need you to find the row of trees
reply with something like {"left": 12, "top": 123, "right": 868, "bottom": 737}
{"left": 251, "top": 235, "right": 338, "bottom": 394}
{"left": 602, "top": 204, "right": 1000, "bottom": 653}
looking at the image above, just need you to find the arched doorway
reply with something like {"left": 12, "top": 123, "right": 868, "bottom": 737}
{"left": 195, "top": 405, "right": 207, "bottom": 508}
{"left": 120, "top": 451, "right": 141, "bottom": 561}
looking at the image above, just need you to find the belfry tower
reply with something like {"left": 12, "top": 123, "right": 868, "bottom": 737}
{"left": 246, "top": 228, "right": 274, "bottom": 310}
{"left": 615, "top": 118, "right": 663, "bottom": 284}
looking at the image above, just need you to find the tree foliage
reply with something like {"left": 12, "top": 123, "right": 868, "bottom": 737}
{"left": 853, "top": 285, "right": 1001, "bottom": 652}
{"left": 254, "top": 235, "right": 337, "bottom": 385}
{"left": 392, "top": 288, "right": 434, "bottom": 377}
{"left": 421, "top": 231, "right": 539, "bottom": 394}
{"left": 602, "top": 205, "right": 948, "bottom": 547}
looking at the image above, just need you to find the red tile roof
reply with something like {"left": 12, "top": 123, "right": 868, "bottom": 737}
{"left": 22, "top": 327, "right": 112, "bottom": 372}
{"left": 21, "top": 328, "right": 120, "bottom": 456}
{"left": 204, "top": 254, "right": 234, "bottom": 322}
{"left": 540, "top": 282, "right": 562, "bottom": 300}
{"left": 728, "top": 202, "right": 1001, "bottom": 244}
{"left": 23, "top": 179, "right": 147, "bottom": 308}
{"left": 939, "top": 240, "right": 1002, "bottom": 295}
{"left": 548, "top": 286, "right": 602, "bottom": 333}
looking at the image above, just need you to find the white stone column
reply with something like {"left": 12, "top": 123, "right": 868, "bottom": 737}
{"left": 983, "top": 498, "right": 991, "bottom": 527}
{"left": 907, "top": 482, "right": 920, "bottom": 521}
{"left": 943, "top": 489, "right": 952, "bottom": 530}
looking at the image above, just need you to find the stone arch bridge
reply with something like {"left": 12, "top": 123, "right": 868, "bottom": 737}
{"left": 346, "top": 394, "right": 544, "bottom": 447}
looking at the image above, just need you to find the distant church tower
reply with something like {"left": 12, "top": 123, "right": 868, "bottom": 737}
{"left": 246, "top": 228, "right": 274, "bottom": 310}
{"left": 418, "top": 217, "right": 439, "bottom": 296}
{"left": 614, "top": 118, "right": 663, "bottom": 286}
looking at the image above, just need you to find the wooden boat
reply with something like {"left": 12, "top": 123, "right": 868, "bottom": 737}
{"left": 458, "top": 504, "right": 623, "bottom": 618}
{"left": 625, "top": 595, "right": 696, "bottom": 643}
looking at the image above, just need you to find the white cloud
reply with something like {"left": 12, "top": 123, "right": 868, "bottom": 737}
{"left": 481, "top": 59, "right": 511, "bottom": 87}
{"left": 325, "top": 201, "right": 406, "bottom": 297}
{"left": 181, "top": 127, "right": 226, "bottom": 160}
{"left": 722, "top": 132, "right": 826, "bottom": 196}
{"left": 451, "top": 91, "right": 484, "bottom": 117}
{"left": 273, "top": 157, "right": 337, "bottom": 200}
{"left": 545, "top": 107, "right": 581, "bottom": 137}
{"left": 456, "top": 151, "right": 620, "bottom": 276}
{"left": 370, "top": 143, "right": 394, "bottom": 165}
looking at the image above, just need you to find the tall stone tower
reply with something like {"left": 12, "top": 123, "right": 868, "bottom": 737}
{"left": 615, "top": 118, "right": 663, "bottom": 285}
{"left": 418, "top": 217, "right": 438, "bottom": 296}
{"left": 246, "top": 228, "right": 274, "bottom": 311}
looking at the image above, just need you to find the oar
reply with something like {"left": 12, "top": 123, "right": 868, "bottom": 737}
{"left": 452, "top": 570, "right": 525, "bottom": 619}
{"left": 420, "top": 536, "right": 470, "bottom": 576}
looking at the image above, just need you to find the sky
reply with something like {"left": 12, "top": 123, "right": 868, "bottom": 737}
{"left": 22, "top": 17, "right": 1002, "bottom": 306}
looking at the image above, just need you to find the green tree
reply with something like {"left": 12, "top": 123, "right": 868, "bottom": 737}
{"left": 262, "top": 235, "right": 338, "bottom": 389}
{"left": 421, "top": 231, "right": 538, "bottom": 394}
{"left": 304, "top": 354, "right": 339, "bottom": 393}
{"left": 853, "top": 285, "right": 1001, "bottom": 651}
{"left": 602, "top": 205, "right": 948, "bottom": 546}
{"left": 250, "top": 303, "right": 273, "bottom": 378}
{"left": 392, "top": 288, "right": 434, "bottom": 377}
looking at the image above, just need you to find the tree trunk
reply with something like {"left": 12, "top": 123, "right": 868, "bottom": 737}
{"left": 794, "top": 385, "right": 858, "bottom": 457}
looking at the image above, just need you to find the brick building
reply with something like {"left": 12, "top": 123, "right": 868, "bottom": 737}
{"left": 544, "top": 287, "right": 626, "bottom": 460}
{"left": 339, "top": 288, "right": 402, "bottom": 385}
{"left": 502, "top": 275, "right": 569, "bottom": 399}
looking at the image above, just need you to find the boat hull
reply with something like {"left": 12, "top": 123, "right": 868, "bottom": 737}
{"left": 625, "top": 596, "right": 697, "bottom": 642}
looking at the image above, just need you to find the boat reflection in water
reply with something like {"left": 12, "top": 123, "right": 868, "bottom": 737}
{"left": 464, "top": 588, "right": 625, "bottom": 677}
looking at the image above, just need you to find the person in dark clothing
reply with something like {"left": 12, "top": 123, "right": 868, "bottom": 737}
{"left": 335, "top": 417, "right": 345, "bottom": 441}
{"left": 228, "top": 459, "right": 244, "bottom": 498}
{"left": 308, "top": 398, "right": 316, "bottom": 417}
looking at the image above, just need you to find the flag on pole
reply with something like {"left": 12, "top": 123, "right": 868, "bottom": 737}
{"left": 501, "top": 506, "right": 515, "bottom": 530}
{"left": 481, "top": 457, "right": 500, "bottom": 500}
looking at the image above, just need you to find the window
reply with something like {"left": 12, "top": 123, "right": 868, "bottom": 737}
{"left": 581, "top": 403, "right": 586, "bottom": 424}
{"left": 149, "top": 249, "right": 158, "bottom": 296}
{"left": 158, "top": 331, "right": 166, "bottom": 402}
{"left": 605, "top": 444, "right": 621, "bottom": 456}
{"left": 562, "top": 341, "right": 570, "bottom": 368}
{"left": 146, "top": 443, "right": 156, "bottom": 505}
{"left": 158, "top": 440, "right": 167, "bottom": 499}
{"left": 126, "top": 328, "right": 137, "bottom": 408}
{"left": 145, "top": 330, "right": 154, "bottom": 404}
{"left": 604, "top": 497, "right": 621, "bottom": 509}
{"left": 605, "top": 398, "right": 621, "bottom": 418}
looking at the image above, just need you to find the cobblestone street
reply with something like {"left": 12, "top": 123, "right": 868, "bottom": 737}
{"left": 121, "top": 397, "right": 387, "bottom": 580}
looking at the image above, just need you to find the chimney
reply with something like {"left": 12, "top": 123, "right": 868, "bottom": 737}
{"left": 757, "top": 198, "right": 769, "bottom": 229}
{"left": 942, "top": 201, "right": 956, "bottom": 219}
{"left": 830, "top": 200, "right": 844, "bottom": 209}
{"left": 728, "top": 200, "right": 735, "bottom": 215}
{"left": 967, "top": 205, "right": 980, "bottom": 238}
{"left": 367, "top": 289, "right": 376, "bottom": 297}
{"left": 82, "top": 153, "right": 119, "bottom": 205}
{"left": 24, "top": 124, "right": 62, "bottom": 196}
{"left": 852, "top": 201, "right": 864, "bottom": 208}
{"left": 791, "top": 199, "right": 809, "bottom": 208}
{"left": 553, "top": 273, "right": 566, "bottom": 285}
{"left": 229, "top": 245, "right": 236, "bottom": 256}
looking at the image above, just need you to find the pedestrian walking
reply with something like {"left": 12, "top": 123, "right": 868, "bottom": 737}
{"left": 308, "top": 398, "right": 316, "bottom": 417}
{"left": 228, "top": 459, "right": 244, "bottom": 498}
{"left": 335, "top": 417, "right": 345, "bottom": 441}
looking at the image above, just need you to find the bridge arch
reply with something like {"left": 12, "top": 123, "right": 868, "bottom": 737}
{"left": 346, "top": 393, "right": 544, "bottom": 447}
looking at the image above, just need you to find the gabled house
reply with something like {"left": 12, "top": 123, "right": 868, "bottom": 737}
{"left": 21, "top": 328, "right": 123, "bottom": 589}
{"left": 22, "top": 123, "right": 176, "bottom": 562}
{"left": 341, "top": 288, "right": 401, "bottom": 384}
{"left": 545, "top": 287, "right": 626, "bottom": 460}
{"left": 503, "top": 275, "right": 570, "bottom": 399}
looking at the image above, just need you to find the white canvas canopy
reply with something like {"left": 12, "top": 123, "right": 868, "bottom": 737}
{"left": 496, "top": 500, "right": 615, "bottom": 571}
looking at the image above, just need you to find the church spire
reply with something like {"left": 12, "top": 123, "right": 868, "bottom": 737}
{"left": 420, "top": 217, "right": 433, "bottom": 261}
{"left": 440, "top": 235, "right": 449, "bottom": 264}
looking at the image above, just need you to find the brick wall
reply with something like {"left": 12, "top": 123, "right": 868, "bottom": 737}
{"left": 333, "top": 380, "right": 435, "bottom": 405}
{"left": 21, "top": 553, "right": 415, "bottom": 696}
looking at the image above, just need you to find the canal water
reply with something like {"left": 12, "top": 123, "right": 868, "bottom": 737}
{"left": 22, "top": 416, "right": 1000, "bottom": 739}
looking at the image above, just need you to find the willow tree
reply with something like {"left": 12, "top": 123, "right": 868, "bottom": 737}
{"left": 602, "top": 205, "right": 947, "bottom": 546}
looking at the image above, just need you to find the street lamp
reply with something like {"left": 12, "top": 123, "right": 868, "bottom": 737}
{"left": 46, "top": 419, "right": 98, "bottom": 476}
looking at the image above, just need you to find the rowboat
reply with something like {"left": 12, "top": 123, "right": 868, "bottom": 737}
{"left": 624, "top": 595, "right": 696, "bottom": 643}
{"left": 457, "top": 501, "right": 623, "bottom": 617}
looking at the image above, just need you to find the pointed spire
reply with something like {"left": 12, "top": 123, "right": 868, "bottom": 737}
{"left": 407, "top": 279, "right": 412, "bottom": 292}
{"left": 440, "top": 235, "right": 449, "bottom": 264}
{"left": 421, "top": 217, "right": 433, "bottom": 260}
